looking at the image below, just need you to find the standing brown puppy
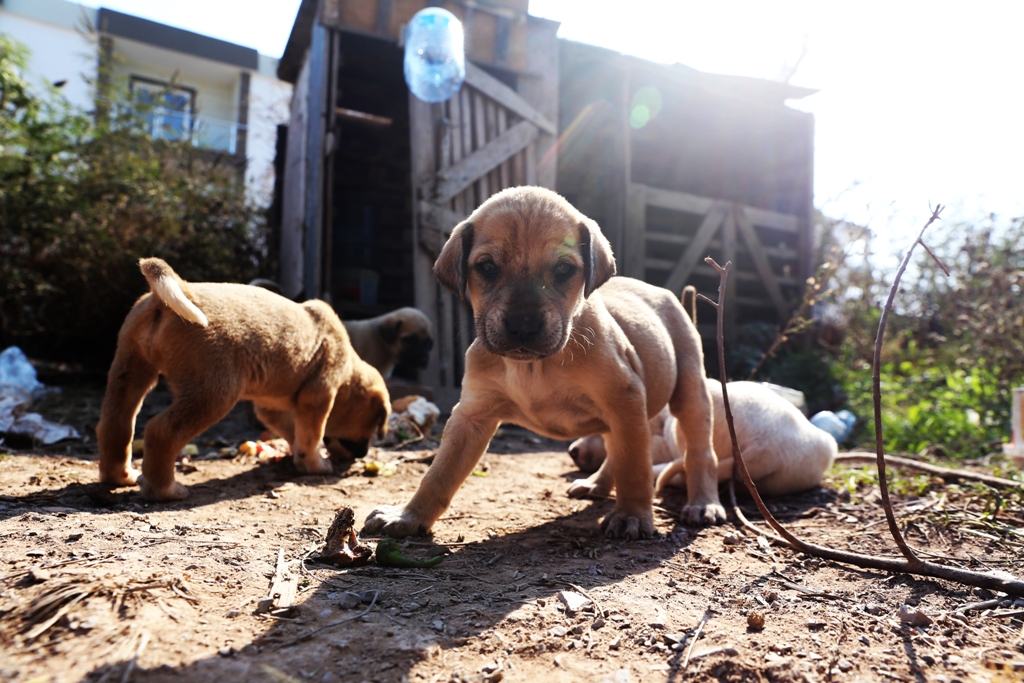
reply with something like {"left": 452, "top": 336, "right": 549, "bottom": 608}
{"left": 97, "top": 258, "right": 390, "bottom": 501}
{"left": 364, "top": 187, "right": 721, "bottom": 540}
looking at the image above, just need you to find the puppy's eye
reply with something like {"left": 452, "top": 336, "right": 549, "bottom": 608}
{"left": 476, "top": 261, "right": 499, "bottom": 279}
{"left": 553, "top": 262, "right": 575, "bottom": 279}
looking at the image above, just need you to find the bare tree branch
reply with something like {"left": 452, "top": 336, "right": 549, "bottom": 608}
{"left": 835, "top": 452, "right": 1022, "bottom": 489}
{"left": 703, "top": 254, "right": 1024, "bottom": 597}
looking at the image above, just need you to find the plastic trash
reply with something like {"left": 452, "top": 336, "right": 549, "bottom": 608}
{"left": 403, "top": 7, "right": 465, "bottom": 103}
{"left": 0, "top": 346, "right": 44, "bottom": 396}
{"left": 1002, "top": 386, "right": 1024, "bottom": 466}
{"left": 810, "top": 409, "right": 856, "bottom": 444}
{"left": 0, "top": 346, "right": 80, "bottom": 444}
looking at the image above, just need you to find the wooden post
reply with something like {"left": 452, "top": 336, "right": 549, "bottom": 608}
{"left": 303, "top": 23, "right": 328, "bottom": 300}
{"left": 410, "top": 94, "right": 441, "bottom": 392}
{"left": 235, "top": 71, "right": 250, "bottom": 161}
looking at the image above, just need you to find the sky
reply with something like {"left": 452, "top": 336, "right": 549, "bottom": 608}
{"left": 79, "top": 0, "right": 1024, "bottom": 238}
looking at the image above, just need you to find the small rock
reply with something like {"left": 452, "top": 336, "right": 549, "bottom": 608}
{"left": 358, "top": 590, "right": 377, "bottom": 603}
{"left": 747, "top": 610, "right": 766, "bottom": 630}
{"left": 946, "top": 654, "right": 963, "bottom": 666}
{"left": 920, "top": 654, "right": 935, "bottom": 666}
{"left": 26, "top": 550, "right": 44, "bottom": 557}
{"left": 723, "top": 531, "right": 742, "bottom": 545}
{"left": 591, "top": 618, "right": 605, "bottom": 630}
{"left": 549, "top": 626, "right": 567, "bottom": 637}
{"left": 973, "top": 587, "right": 996, "bottom": 600}
{"left": 317, "top": 609, "right": 332, "bottom": 619}
{"left": 858, "top": 635, "right": 869, "bottom": 645}
{"left": 837, "top": 659, "right": 853, "bottom": 672}
{"left": 432, "top": 620, "right": 444, "bottom": 631}
{"left": 28, "top": 568, "right": 51, "bottom": 583}
{"left": 865, "top": 603, "right": 884, "bottom": 615}
{"left": 609, "top": 635, "right": 622, "bottom": 650}
{"left": 553, "top": 655, "right": 564, "bottom": 668}
{"left": 770, "top": 643, "right": 792, "bottom": 654}
{"left": 77, "top": 616, "right": 97, "bottom": 631}
{"left": 338, "top": 592, "right": 362, "bottom": 610}
{"left": 663, "top": 632, "right": 684, "bottom": 645}
{"left": 648, "top": 617, "right": 665, "bottom": 629}
{"left": 225, "top": 610, "right": 240, "bottom": 619}
{"left": 807, "top": 618, "right": 827, "bottom": 629}
{"left": 898, "top": 604, "right": 932, "bottom": 627}
{"left": 557, "top": 590, "right": 591, "bottom": 614}
{"left": 218, "top": 647, "right": 233, "bottom": 657}
{"left": 66, "top": 533, "right": 83, "bottom": 542}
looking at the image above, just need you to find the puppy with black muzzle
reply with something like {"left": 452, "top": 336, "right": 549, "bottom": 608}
{"left": 364, "top": 187, "right": 721, "bottom": 540}
{"left": 344, "top": 308, "right": 434, "bottom": 379}
{"left": 97, "top": 258, "right": 390, "bottom": 501}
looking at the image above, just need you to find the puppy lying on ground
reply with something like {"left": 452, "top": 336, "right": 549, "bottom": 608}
{"left": 364, "top": 186, "right": 720, "bottom": 541}
{"left": 344, "top": 308, "right": 434, "bottom": 379}
{"left": 570, "top": 380, "right": 837, "bottom": 497}
{"left": 97, "top": 258, "right": 390, "bottom": 501}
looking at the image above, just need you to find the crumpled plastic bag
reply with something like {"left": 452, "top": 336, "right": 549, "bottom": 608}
{"left": 0, "top": 347, "right": 80, "bottom": 445}
{"left": 374, "top": 395, "right": 440, "bottom": 448}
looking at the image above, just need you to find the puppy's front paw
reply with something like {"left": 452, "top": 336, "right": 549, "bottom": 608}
{"left": 362, "top": 505, "right": 429, "bottom": 538}
{"left": 567, "top": 478, "right": 610, "bottom": 499}
{"left": 294, "top": 452, "right": 333, "bottom": 474}
{"left": 600, "top": 508, "right": 654, "bottom": 540}
{"left": 681, "top": 501, "right": 727, "bottom": 526}
{"left": 100, "top": 465, "right": 141, "bottom": 487}
{"left": 138, "top": 475, "right": 189, "bottom": 502}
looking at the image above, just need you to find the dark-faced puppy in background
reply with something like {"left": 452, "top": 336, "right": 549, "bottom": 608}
{"left": 364, "top": 187, "right": 720, "bottom": 541}
{"left": 344, "top": 308, "right": 434, "bottom": 379}
{"left": 97, "top": 259, "right": 390, "bottom": 501}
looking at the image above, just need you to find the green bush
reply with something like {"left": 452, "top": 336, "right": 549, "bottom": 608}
{"left": 0, "top": 35, "right": 267, "bottom": 367}
{"left": 832, "top": 217, "right": 1024, "bottom": 458}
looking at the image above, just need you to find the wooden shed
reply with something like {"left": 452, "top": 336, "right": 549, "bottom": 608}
{"left": 275, "top": 2, "right": 816, "bottom": 409}
{"left": 275, "top": 0, "right": 559, "bottom": 409}
{"left": 557, "top": 40, "right": 817, "bottom": 342}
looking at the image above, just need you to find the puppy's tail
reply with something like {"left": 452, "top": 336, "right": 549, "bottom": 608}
{"left": 139, "top": 258, "right": 209, "bottom": 327}
{"left": 654, "top": 414, "right": 686, "bottom": 493}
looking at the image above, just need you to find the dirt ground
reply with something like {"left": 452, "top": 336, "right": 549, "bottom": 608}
{"left": 2, "top": 382, "right": 1024, "bottom": 683}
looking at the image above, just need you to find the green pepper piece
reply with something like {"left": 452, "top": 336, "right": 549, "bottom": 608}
{"left": 375, "top": 538, "right": 444, "bottom": 568}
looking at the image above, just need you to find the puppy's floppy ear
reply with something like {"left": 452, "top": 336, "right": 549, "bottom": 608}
{"left": 578, "top": 219, "right": 616, "bottom": 298}
{"left": 433, "top": 221, "right": 474, "bottom": 300}
{"left": 378, "top": 319, "right": 402, "bottom": 344}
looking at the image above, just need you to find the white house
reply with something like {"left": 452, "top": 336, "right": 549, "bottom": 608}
{"left": 0, "top": 0, "right": 292, "bottom": 205}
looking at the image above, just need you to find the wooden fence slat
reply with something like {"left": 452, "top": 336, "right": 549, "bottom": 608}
{"left": 624, "top": 183, "right": 646, "bottom": 278}
{"left": 663, "top": 203, "right": 727, "bottom": 295}
{"left": 496, "top": 107, "right": 509, "bottom": 188}
{"left": 464, "top": 62, "right": 556, "bottom": 134}
{"left": 472, "top": 91, "right": 489, "bottom": 203}
{"left": 735, "top": 206, "right": 790, "bottom": 319}
{"left": 449, "top": 90, "right": 466, "bottom": 216}
{"left": 434, "top": 120, "right": 538, "bottom": 203}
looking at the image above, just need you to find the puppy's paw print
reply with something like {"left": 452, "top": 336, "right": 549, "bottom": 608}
{"left": 601, "top": 509, "right": 655, "bottom": 540}
{"left": 681, "top": 502, "right": 727, "bottom": 526}
{"left": 567, "top": 478, "right": 610, "bottom": 499}
{"left": 362, "top": 505, "right": 428, "bottom": 538}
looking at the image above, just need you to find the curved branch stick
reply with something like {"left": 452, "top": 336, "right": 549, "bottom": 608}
{"left": 872, "top": 205, "right": 944, "bottom": 564}
{"left": 703, "top": 256, "right": 1024, "bottom": 597}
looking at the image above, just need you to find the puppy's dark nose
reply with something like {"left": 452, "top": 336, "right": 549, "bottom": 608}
{"left": 505, "top": 312, "right": 542, "bottom": 341}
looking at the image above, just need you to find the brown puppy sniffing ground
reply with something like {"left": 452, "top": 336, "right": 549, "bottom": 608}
{"left": 364, "top": 187, "right": 721, "bottom": 540}
{"left": 97, "top": 258, "right": 390, "bottom": 501}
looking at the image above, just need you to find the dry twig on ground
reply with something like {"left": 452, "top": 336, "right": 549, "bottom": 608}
{"left": 700, "top": 212, "right": 1024, "bottom": 596}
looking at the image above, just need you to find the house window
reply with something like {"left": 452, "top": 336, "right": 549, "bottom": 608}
{"left": 130, "top": 76, "right": 195, "bottom": 142}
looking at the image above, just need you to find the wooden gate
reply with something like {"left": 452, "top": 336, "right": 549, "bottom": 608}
{"left": 624, "top": 183, "right": 807, "bottom": 340}
{"left": 413, "top": 63, "right": 558, "bottom": 409}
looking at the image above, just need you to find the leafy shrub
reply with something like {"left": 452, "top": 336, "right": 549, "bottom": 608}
{"left": 0, "top": 36, "right": 267, "bottom": 367}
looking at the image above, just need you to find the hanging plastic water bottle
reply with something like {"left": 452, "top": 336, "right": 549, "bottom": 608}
{"left": 810, "top": 410, "right": 857, "bottom": 444}
{"left": 404, "top": 8, "right": 465, "bottom": 103}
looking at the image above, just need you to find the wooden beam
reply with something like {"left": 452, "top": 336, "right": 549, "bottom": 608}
{"left": 433, "top": 120, "right": 538, "bottom": 203}
{"left": 735, "top": 206, "right": 789, "bottom": 320}
{"left": 463, "top": 61, "right": 556, "bottom": 134}
{"left": 418, "top": 201, "right": 467, "bottom": 258}
{"left": 663, "top": 203, "right": 727, "bottom": 296}
{"left": 633, "top": 183, "right": 801, "bottom": 234}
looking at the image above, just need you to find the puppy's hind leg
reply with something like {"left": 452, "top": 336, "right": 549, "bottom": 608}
{"left": 254, "top": 405, "right": 296, "bottom": 444}
{"left": 97, "top": 350, "right": 158, "bottom": 487}
{"left": 140, "top": 386, "right": 237, "bottom": 501}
